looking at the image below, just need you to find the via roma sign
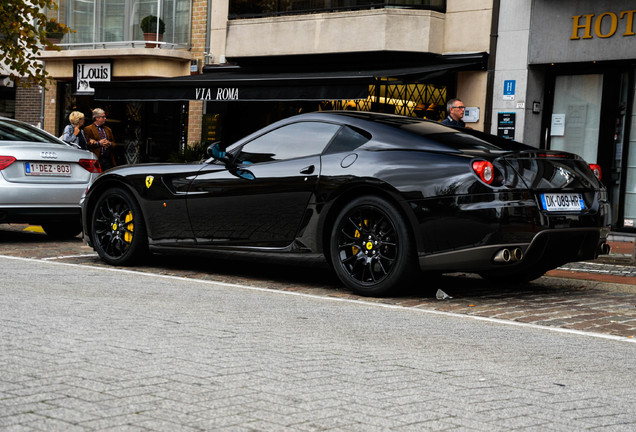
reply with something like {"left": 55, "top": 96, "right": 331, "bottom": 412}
{"left": 195, "top": 87, "right": 239, "bottom": 101}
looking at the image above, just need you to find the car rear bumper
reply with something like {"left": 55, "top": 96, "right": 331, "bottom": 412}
{"left": 413, "top": 191, "right": 611, "bottom": 273}
{"left": 418, "top": 226, "right": 610, "bottom": 273}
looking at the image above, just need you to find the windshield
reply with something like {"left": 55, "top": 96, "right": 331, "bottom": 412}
{"left": 0, "top": 119, "right": 61, "bottom": 143}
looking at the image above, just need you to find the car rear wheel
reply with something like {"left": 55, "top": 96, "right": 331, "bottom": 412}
{"left": 90, "top": 187, "right": 148, "bottom": 266}
{"left": 41, "top": 221, "right": 82, "bottom": 239}
{"left": 330, "top": 196, "right": 416, "bottom": 296}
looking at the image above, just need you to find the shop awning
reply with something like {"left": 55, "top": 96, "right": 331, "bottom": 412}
{"left": 93, "top": 53, "right": 486, "bottom": 102}
{"left": 94, "top": 70, "right": 374, "bottom": 102}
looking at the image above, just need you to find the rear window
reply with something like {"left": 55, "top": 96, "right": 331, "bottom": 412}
{"left": 400, "top": 122, "right": 534, "bottom": 153}
{"left": 336, "top": 111, "right": 533, "bottom": 153}
{"left": 0, "top": 119, "right": 59, "bottom": 143}
{"left": 324, "top": 126, "right": 371, "bottom": 154}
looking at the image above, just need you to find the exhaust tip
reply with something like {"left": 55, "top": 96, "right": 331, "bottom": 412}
{"left": 493, "top": 247, "right": 524, "bottom": 264}
{"left": 493, "top": 248, "right": 511, "bottom": 263}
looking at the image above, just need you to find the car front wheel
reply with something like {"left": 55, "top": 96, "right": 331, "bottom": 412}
{"left": 330, "top": 196, "right": 416, "bottom": 296}
{"left": 90, "top": 187, "right": 148, "bottom": 266}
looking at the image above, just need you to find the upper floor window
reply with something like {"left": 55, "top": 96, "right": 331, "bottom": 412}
{"left": 49, "top": 0, "right": 191, "bottom": 49}
{"left": 229, "top": 0, "right": 446, "bottom": 19}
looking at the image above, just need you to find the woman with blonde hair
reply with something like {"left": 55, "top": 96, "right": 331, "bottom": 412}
{"left": 61, "top": 111, "right": 88, "bottom": 149}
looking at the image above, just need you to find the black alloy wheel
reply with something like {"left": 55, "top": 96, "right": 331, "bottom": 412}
{"left": 330, "top": 196, "right": 416, "bottom": 296}
{"left": 90, "top": 187, "right": 148, "bottom": 265}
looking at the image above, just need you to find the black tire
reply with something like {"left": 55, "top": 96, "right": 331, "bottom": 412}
{"left": 90, "top": 187, "right": 148, "bottom": 266}
{"left": 329, "top": 196, "right": 417, "bottom": 296}
{"left": 41, "top": 221, "right": 82, "bottom": 239}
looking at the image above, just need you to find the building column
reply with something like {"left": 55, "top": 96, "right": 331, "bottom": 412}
{"left": 188, "top": 100, "right": 203, "bottom": 147}
{"left": 42, "top": 80, "right": 59, "bottom": 135}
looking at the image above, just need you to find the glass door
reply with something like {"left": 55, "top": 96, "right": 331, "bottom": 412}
{"left": 550, "top": 74, "right": 603, "bottom": 165}
{"left": 624, "top": 69, "right": 636, "bottom": 228}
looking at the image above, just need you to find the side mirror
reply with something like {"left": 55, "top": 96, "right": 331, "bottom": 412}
{"left": 207, "top": 142, "right": 226, "bottom": 160}
{"left": 233, "top": 168, "right": 255, "bottom": 180}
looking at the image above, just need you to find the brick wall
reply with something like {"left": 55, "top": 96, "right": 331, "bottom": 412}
{"left": 42, "top": 82, "right": 58, "bottom": 136}
{"left": 15, "top": 85, "right": 43, "bottom": 127}
{"left": 187, "top": 0, "right": 209, "bottom": 147}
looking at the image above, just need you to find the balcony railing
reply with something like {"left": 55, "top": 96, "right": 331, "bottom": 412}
{"left": 229, "top": 0, "right": 446, "bottom": 19}
{"left": 48, "top": 0, "right": 191, "bottom": 50}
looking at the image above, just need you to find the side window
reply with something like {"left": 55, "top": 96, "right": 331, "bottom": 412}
{"left": 237, "top": 122, "right": 341, "bottom": 164}
{"left": 323, "top": 126, "right": 371, "bottom": 155}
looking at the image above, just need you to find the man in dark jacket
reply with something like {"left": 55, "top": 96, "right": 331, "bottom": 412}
{"left": 441, "top": 98, "right": 466, "bottom": 127}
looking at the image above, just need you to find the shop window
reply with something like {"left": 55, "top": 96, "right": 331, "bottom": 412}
{"left": 229, "top": 0, "right": 446, "bottom": 19}
{"left": 52, "top": 0, "right": 191, "bottom": 48}
{"left": 332, "top": 81, "right": 447, "bottom": 121}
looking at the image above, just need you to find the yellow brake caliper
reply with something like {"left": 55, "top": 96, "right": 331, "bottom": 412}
{"left": 123, "top": 211, "right": 134, "bottom": 243}
{"left": 352, "top": 219, "right": 369, "bottom": 255}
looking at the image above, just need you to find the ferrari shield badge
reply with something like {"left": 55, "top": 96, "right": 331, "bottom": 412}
{"left": 145, "top": 176, "right": 154, "bottom": 188}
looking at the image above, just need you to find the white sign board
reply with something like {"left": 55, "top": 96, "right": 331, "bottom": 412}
{"left": 551, "top": 113, "right": 566, "bottom": 136}
{"left": 74, "top": 62, "right": 111, "bottom": 95}
{"left": 463, "top": 107, "right": 480, "bottom": 123}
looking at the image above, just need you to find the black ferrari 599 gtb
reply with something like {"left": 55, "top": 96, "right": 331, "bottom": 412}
{"left": 82, "top": 111, "right": 611, "bottom": 296}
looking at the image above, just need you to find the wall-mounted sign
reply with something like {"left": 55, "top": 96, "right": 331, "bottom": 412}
{"left": 503, "top": 80, "right": 516, "bottom": 100}
{"left": 463, "top": 107, "right": 480, "bottom": 123}
{"left": 74, "top": 60, "right": 112, "bottom": 95}
{"left": 497, "top": 112, "right": 516, "bottom": 140}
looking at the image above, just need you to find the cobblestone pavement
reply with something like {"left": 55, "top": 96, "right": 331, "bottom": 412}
{"left": 0, "top": 224, "right": 635, "bottom": 340}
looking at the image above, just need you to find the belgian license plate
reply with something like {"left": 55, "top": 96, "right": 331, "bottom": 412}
{"left": 541, "top": 193, "right": 584, "bottom": 211}
{"left": 25, "top": 162, "right": 72, "bottom": 177}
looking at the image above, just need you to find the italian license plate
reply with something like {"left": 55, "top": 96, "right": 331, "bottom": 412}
{"left": 541, "top": 193, "right": 584, "bottom": 211}
{"left": 25, "top": 162, "right": 72, "bottom": 177}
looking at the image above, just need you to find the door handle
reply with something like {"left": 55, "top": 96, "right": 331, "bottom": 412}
{"left": 300, "top": 165, "right": 315, "bottom": 175}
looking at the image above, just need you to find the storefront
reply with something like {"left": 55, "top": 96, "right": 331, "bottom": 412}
{"left": 94, "top": 51, "right": 487, "bottom": 149}
{"left": 529, "top": 0, "right": 636, "bottom": 230}
{"left": 58, "top": 77, "right": 186, "bottom": 165}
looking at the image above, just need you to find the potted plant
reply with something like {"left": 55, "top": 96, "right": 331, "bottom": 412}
{"left": 44, "top": 18, "right": 68, "bottom": 49}
{"left": 140, "top": 15, "right": 165, "bottom": 48}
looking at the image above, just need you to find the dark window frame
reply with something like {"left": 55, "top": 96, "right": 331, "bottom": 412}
{"left": 229, "top": 1, "right": 446, "bottom": 19}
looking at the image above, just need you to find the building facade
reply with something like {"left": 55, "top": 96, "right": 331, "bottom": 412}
{"left": 19, "top": 0, "right": 495, "bottom": 164}
{"left": 494, "top": 0, "right": 636, "bottom": 231}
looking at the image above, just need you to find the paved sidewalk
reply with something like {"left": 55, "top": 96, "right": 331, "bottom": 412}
{"left": 549, "top": 233, "right": 636, "bottom": 286}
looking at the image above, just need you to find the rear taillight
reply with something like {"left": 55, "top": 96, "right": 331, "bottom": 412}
{"left": 79, "top": 159, "right": 102, "bottom": 173}
{"left": 589, "top": 164, "right": 602, "bottom": 180}
{"left": 472, "top": 160, "right": 495, "bottom": 185}
{"left": 0, "top": 156, "right": 16, "bottom": 170}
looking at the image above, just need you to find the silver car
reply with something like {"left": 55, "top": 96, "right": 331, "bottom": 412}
{"left": 0, "top": 117, "right": 101, "bottom": 238}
